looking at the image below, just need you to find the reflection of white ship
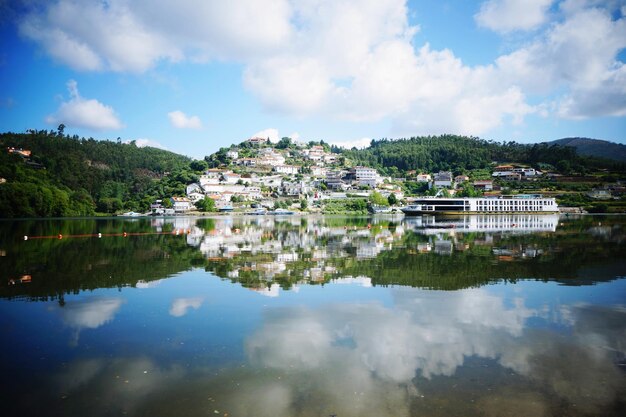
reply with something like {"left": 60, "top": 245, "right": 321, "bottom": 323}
{"left": 405, "top": 214, "right": 559, "bottom": 234}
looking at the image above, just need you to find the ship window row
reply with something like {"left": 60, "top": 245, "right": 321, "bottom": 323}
{"left": 476, "top": 200, "right": 553, "bottom": 211}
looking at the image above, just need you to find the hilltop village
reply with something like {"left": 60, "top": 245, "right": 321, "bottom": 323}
{"left": 151, "top": 136, "right": 623, "bottom": 215}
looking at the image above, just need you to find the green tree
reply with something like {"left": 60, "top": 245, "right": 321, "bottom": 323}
{"left": 276, "top": 137, "right": 292, "bottom": 149}
{"left": 196, "top": 197, "right": 216, "bottom": 212}
{"left": 387, "top": 193, "right": 398, "bottom": 205}
{"left": 190, "top": 160, "right": 208, "bottom": 172}
{"left": 370, "top": 191, "right": 389, "bottom": 206}
{"left": 97, "top": 197, "right": 123, "bottom": 213}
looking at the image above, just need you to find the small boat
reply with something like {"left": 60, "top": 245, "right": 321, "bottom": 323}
{"left": 369, "top": 204, "right": 393, "bottom": 214}
{"left": 120, "top": 211, "right": 143, "bottom": 217}
{"left": 219, "top": 205, "right": 234, "bottom": 212}
{"left": 269, "top": 208, "right": 295, "bottom": 215}
{"left": 248, "top": 208, "right": 267, "bottom": 215}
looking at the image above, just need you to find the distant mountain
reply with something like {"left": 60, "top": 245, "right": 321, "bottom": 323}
{"left": 548, "top": 137, "right": 626, "bottom": 162}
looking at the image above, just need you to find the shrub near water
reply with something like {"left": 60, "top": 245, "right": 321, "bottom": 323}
{"left": 321, "top": 199, "right": 368, "bottom": 214}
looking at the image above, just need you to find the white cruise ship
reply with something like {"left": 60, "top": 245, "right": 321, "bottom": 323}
{"left": 401, "top": 194, "right": 558, "bottom": 215}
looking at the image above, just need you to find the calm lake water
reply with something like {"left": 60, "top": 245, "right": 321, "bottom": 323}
{"left": 1, "top": 214, "right": 625, "bottom": 417}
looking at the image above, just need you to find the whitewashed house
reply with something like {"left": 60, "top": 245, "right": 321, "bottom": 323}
{"left": 433, "top": 171, "right": 453, "bottom": 188}
{"left": 186, "top": 183, "right": 203, "bottom": 196}
{"left": 311, "top": 166, "right": 327, "bottom": 177}
{"left": 170, "top": 197, "right": 193, "bottom": 213}
{"left": 274, "top": 165, "right": 299, "bottom": 175}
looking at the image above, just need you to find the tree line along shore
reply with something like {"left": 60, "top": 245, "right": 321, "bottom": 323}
{"left": 1, "top": 129, "right": 624, "bottom": 218}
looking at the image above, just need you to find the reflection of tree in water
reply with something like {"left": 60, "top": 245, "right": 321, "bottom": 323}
{"left": 0, "top": 218, "right": 203, "bottom": 301}
{"left": 206, "top": 216, "right": 626, "bottom": 291}
{"left": 1, "top": 216, "right": 625, "bottom": 300}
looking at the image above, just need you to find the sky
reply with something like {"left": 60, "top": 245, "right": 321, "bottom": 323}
{"left": 0, "top": 0, "right": 625, "bottom": 159}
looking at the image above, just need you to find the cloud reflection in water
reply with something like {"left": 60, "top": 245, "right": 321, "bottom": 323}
{"left": 54, "top": 297, "right": 124, "bottom": 346}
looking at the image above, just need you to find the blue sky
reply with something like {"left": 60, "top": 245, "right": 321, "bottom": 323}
{"left": 1, "top": 0, "right": 625, "bottom": 158}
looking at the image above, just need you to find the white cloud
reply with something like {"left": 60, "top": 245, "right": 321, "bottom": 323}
{"left": 19, "top": 0, "right": 181, "bottom": 72}
{"left": 167, "top": 110, "right": 203, "bottom": 129}
{"left": 18, "top": 0, "right": 290, "bottom": 72}
{"left": 130, "top": 138, "right": 168, "bottom": 150}
{"left": 475, "top": 0, "right": 554, "bottom": 33}
{"left": 251, "top": 128, "right": 280, "bottom": 143}
{"left": 169, "top": 297, "right": 204, "bottom": 317}
{"left": 244, "top": 56, "right": 335, "bottom": 115}
{"left": 21, "top": 0, "right": 626, "bottom": 134}
{"left": 329, "top": 137, "right": 372, "bottom": 149}
{"left": 46, "top": 80, "right": 124, "bottom": 130}
{"left": 557, "top": 66, "right": 626, "bottom": 119}
{"left": 495, "top": 6, "right": 626, "bottom": 119}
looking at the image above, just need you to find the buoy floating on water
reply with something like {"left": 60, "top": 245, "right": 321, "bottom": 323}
{"left": 58, "top": 234, "right": 63, "bottom": 240}
{"left": 123, "top": 232, "right": 127, "bottom": 237}
{"left": 23, "top": 236, "right": 28, "bottom": 241}
{"left": 98, "top": 233, "right": 102, "bottom": 238}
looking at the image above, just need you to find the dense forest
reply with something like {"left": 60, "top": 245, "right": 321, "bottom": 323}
{"left": 549, "top": 137, "right": 626, "bottom": 162}
{"left": 0, "top": 130, "right": 195, "bottom": 217}
{"left": 340, "top": 135, "right": 625, "bottom": 176}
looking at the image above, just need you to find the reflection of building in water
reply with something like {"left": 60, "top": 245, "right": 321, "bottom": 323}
{"left": 277, "top": 252, "right": 299, "bottom": 262}
{"left": 356, "top": 242, "right": 383, "bottom": 259}
{"left": 331, "top": 276, "right": 373, "bottom": 287}
{"left": 434, "top": 240, "right": 453, "bottom": 255}
{"left": 416, "top": 243, "right": 432, "bottom": 253}
{"left": 493, "top": 245, "right": 543, "bottom": 259}
{"left": 407, "top": 214, "right": 559, "bottom": 234}
{"left": 249, "top": 283, "right": 281, "bottom": 297}
{"left": 180, "top": 217, "right": 408, "bottom": 284}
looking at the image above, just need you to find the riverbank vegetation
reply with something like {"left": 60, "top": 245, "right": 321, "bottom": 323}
{"left": 1, "top": 130, "right": 625, "bottom": 218}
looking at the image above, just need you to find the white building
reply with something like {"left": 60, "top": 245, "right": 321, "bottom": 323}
{"left": 274, "top": 165, "right": 299, "bottom": 175}
{"left": 170, "top": 197, "right": 193, "bottom": 213}
{"left": 354, "top": 166, "right": 379, "bottom": 187}
{"left": 433, "top": 171, "right": 453, "bottom": 188}
{"left": 326, "top": 170, "right": 347, "bottom": 190}
{"left": 258, "top": 150, "right": 286, "bottom": 166}
{"left": 186, "top": 183, "right": 203, "bottom": 196}
{"left": 187, "top": 192, "right": 205, "bottom": 203}
{"left": 492, "top": 171, "right": 522, "bottom": 181}
{"left": 512, "top": 168, "right": 537, "bottom": 177}
{"left": 311, "top": 166, "right": 327, "bottom": 177}
{"left": 416, "top": 173, "right": 432, "bottom": 182}
{"left": 243, "top": 186, "right": 263, "bottom": 199}
{"left": 223, "top": 172, "right": 242, "bottom": 184}
{"left": 226, "top": 149, "right": 239, "bottom": 159}
{"left": 282, "top": 181, "right": 312, "bottom": 196}
{"left": 247, "top": 137, "right": 268, "bottom": 145}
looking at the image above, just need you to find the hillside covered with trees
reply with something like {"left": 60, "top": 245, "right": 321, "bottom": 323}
{"left": 340, "top": 135, "right": 625, "bottom": 176}
{"left": 0, "top": 129, "right": 193, "bottom": 217}
{"left": 548, "top": 137, "right": 626, "bottom": 162}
